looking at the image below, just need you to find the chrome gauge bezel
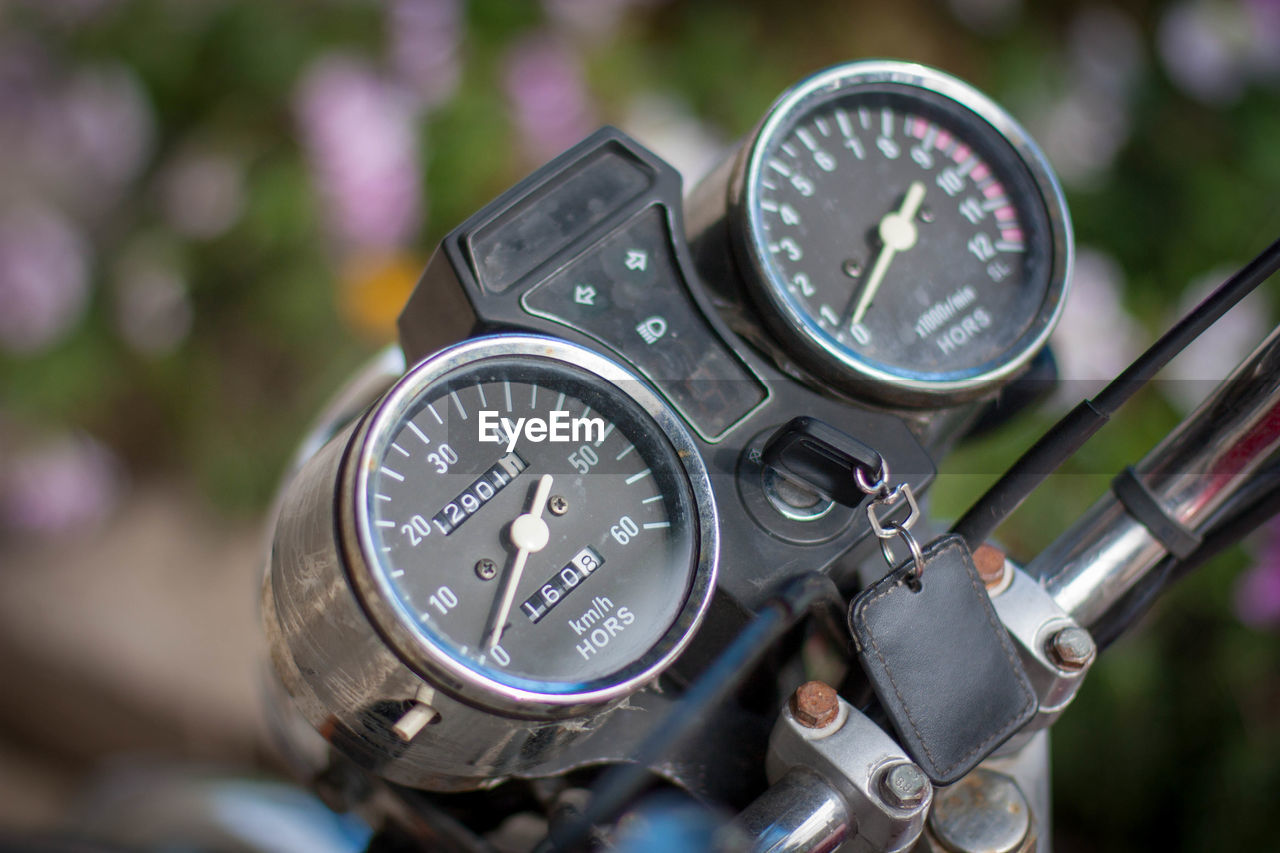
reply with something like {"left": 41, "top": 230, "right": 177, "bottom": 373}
{"left": 731, "top": 60, "right": 1074, "bottom": 405}
{"left": 337, "top": 334, "right": 719, "bottom": 717}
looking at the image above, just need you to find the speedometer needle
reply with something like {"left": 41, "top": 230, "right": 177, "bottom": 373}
{"left": 846, "top": 180, "right": 927, "bottom": 327}
{"left": 482, "top": 473, "right": 554, "bottom": 650}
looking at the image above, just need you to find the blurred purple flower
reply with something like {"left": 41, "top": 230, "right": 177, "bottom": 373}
{"left": 541, "top": 0, "right": 633, "bottom": 38}
{"left": 1026, "top": 7, "right": 1142, "bottom": 189}
{"left": 1236, "top": 517, "right": 1280, "bottom": 628}
{"left": 619, "top": 93, "right": 724, "bottom": 186}
{"left": 1068, "top": 6, "right": 1144, "bottom": 98}
{"left": 1031, "top": 88, "right": 1130, "bottom": 189}
{"left": 112, "top": 243, "right": 192, "bottom": 356}
{"left": 294, "top": 55, "right": 423, "bottom": 252}
{"left": 502, "top": 34, "right": 596, "bottom": 164}
{"left": 1162, "top": 265, "right": 1270, "bottom": 412}
{"left": 1158, "top": 0, "right": 1280, "bottom": 104}
{"left": 46, "top": 63, "right": 155, "bottom": 206}
{"left": 1245, "top": 0, "right": 1280, "bottom": 77}
{"left": 0, "top": 205, "right": 91, "bottom": 354}
{"left": 387, "top": 0, "right": 462, "bottom": 110}
{"left": 0, "top": 49, "right": 154, "bottom": 215}
{"left": 1, "top": 433, "right": 122, "bottom": 537}
{"left": 1050, "top": 248, "right": 1142, "bottom": 401}
{"left": 158, "top": 148, "right": 245, "bottom": 240}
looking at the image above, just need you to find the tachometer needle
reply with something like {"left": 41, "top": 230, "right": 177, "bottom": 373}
{"left": 482, "top": 473, "right": 554, "bottom": 650}
{"left": 845, "top": 180, "right": 927, "bottom": 327}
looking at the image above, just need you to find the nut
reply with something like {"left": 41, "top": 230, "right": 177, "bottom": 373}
{"left": 790, "top": 681, "right": 839, "bottom": 728}
{"left": 1046, "top": 626, "right": 1095, "bottom": 670}
{"left": 973, "top": 544, "right": 1009, "bottom": 591}
{"left": 879, "top": 762, "right": 929, "bottom": 809}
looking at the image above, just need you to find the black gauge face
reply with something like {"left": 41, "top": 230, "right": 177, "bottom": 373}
{"left": 355, "top": 347, "right": 704, "bottom": 698}
{"left": 740, "top": 64, "right": 1070, "bottom": 401}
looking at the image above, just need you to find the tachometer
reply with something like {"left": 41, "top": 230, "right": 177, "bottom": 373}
{"left": 703, "top": 60, "right": 1072, "bottom": 405}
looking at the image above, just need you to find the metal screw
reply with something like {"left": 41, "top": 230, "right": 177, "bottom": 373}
{"left": 790, "top": 681, "right": 839, "bottom": 729}
{"left": 880, "top": 763, "right": 929, "bottom": 809}
{"left": 549, "top": 495, "right": 569, "bottom": 516}
{"left": 918, "top": 206, "right": 935, "bottom": 223}
{"left": 973, "top": 543, "right": 1010, "bottom": 592}
{"left": 1047, "top": 626, "right": 1095, "bottom": 670}
{"left": 475, "top": 558, "right": 497, "bottom": 581}
{"left": 842, "top": 258, "right": 864, "bottom": 278}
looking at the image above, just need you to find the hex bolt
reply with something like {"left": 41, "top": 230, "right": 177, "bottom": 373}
{"left": 879, "top": 763, "right": 929, "bottom": 809}
{"left": 548, "top": 495, "right": 569, "bottom": 516}
{"left": 475, "top": 558, "right": 498, "bottom": 581}
{"left": 790, "top": 681, "right": 839, "bottom": 729}
{"left": 1047, "top": 626, "right": 1095, "bottom": 670}
{"left": 973, "top": 543, "right": 1010, "bottom": 592}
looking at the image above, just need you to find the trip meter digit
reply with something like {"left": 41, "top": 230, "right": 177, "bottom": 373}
{"left": 342, "top": 335, "right": 717, "bottom": 711}
{"left": 724, "top": 60, "right": 1072, "bottom": 404}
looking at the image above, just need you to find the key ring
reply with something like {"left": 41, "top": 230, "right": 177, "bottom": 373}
{"left": 854, "top": 457, "right": 891, "bottom": 498}
{"left": 879, "top": 522, "right": 926, "bottom": 580}
{"left": 863, "top": 482, "right": 921, "bottom": 539}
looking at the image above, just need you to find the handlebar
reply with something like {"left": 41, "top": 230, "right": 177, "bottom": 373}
{"left": 1032, "top": 325, "right": 1280, "bottom": 629}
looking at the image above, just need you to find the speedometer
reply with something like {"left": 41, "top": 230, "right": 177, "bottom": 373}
{"left": 345, "top": 335, "right": 715, "bottom": 707}
{"left": 720, "top": 60, "right": 1072, "bottom": 405}
{"left": 266, "top": 334, "right": 718, "bottom": 785}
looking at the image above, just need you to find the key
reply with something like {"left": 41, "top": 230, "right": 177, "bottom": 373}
{"left": 761, "top": 416, "right": 885, "bottom": 507}
{"left": 848, "top": 533, "right": 1036, "bottom": 784}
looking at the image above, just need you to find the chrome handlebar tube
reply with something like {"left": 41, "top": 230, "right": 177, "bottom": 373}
{"left": 1034, "top": 325, "right": 1280, "bottom": 628}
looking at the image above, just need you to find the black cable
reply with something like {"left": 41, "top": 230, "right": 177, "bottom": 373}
{"left": 536, "top": 573, "right": 843, "bottom": 852}
{"left": 953, "top": 235, "right": 1280, "bottom": 549}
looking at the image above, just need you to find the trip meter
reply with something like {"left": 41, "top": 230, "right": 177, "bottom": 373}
{"left": 266, "top": 335, "right": 717, "bottom": 786}
{"left": 691, "top": 60, "right": 1073, "bottom": 405}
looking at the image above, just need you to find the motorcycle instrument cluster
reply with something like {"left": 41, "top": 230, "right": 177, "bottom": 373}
{"left": 264, "top": 59, "right": 1077, "bottom": 822}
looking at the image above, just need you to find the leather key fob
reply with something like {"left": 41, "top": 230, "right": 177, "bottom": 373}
{"left": 848, "top": 534, "right": 1036, "bottom": 784}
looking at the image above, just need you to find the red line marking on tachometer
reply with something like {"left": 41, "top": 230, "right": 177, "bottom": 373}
{"left": 983, "top": 181, "right": 1006, "bottom": 199}
{"left": 935, "top": 129, "right": 953, "bottom": 150}
{"left": 951, "top": 143, "right": 971, "bottom": 163}
{"left": 970, "top": 163, "right": 991, "bottom": 182}
{"left": 995, "top": 205, "right": 1016, "bottom": 221}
